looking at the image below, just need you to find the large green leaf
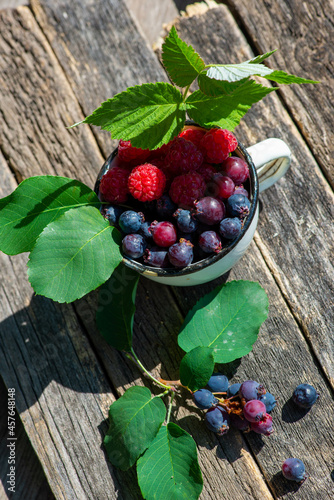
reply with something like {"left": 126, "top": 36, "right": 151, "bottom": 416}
{"left": 77, "top": 82, "right": 186, "bottom": 150}
{"left": 0, "top": 176, "right": 99, "bottom": 255}
{"left": 137, "top": 423, "right": 203, "bottom": 500}
{"left": 162, "top": 26, "right": 205, "bottom": 87}
{"left": 179, "top": 346, "right": 214, "bottom": 392}
{"left": 104, "top": 386, "right": 166, "bottom": 471}
{"left": 96, "top": 263, "right": 139, "bottom": 352}
{"left": 27, "top": 206, "right": 122, "bottom": 303}
{"left": 197, "top": 74, "right": 248, "bottom": 97}
{"left": 186, "top": 80, "right": 276, "bottom": 130}
{"left": 206, "top": 61, "right": 273, "bottom": 82}
{"left": 178, "top": 281, "right": 269, "bottom": 363}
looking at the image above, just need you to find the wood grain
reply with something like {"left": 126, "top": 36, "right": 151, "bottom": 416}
{"left": 226, "top": 0, "right": 334, "bottom": 188}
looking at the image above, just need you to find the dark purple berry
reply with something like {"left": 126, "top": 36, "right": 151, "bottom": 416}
{"left": 173, "top": 208, "right": 198, "bottom": 233}
{"left": 205, "top": 406, "right": 230, "bottom": 435}
{"left": 292, "top": 384, "right": 319, "bottom": 408}
{"left": 219, "top": 217, "right": 242, "bottom": 240}
{"left": 198, "top": 231, "right": 222, "bottom": 254}
{"left": 119, "top": 210, "right": 144, "bottom": 234}
{"left": 156, "top": 194, "right": 177, "bottom": 218}
{"left": 239, "top": 380, "right": 266, "bottom": 401}
{"left": 243, "top": 400, "right": 267, "bottom": 422}
{"left": 230, "top": 414, "right": 250, "bottom": 431}
{"left": 227, "top": 383, "right": 241, "bottom": 397}
{"left": 207, "top": 373, "right": 229, "bottom": 393}
{"left": 227, "top": 194, "right": 251, "bottom": 219}
{"left": 282, "top": 458, "right": 307, "bottom": 482}
{"left": 168, "top": 239, "right": 193, "bottom": 267}
{"left": 193, "top": 389, "right": 217, "bottom": 410}
{"left": 143, "top": 246, "right": 169, "bottom": 268}
{"left": 150, "top": 221, "right": 177, "bottom": 247}
{"left": 259, "top": 392, "right": 277, "bottom": 413}
{"left": 234, "top": 185, "right": 249, "bottom": 198}
{"left": 194, "top": 196, "right": 225, "bottom": 225}
{"left": 122, "top": 234, "right": 146, "bottom": 259}
{"left": 250, "top": 413, "right": 273, "bottom": 435}
{"left": 101, "top": 204, "right": 124, "bottom": 225}
{"left": 221, "top": 157, "right": 249, "bottom": 184}
{"left": 209, "top": 173, "right": 235, "bottom": 199}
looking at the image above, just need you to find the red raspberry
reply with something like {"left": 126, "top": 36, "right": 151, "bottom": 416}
{"left": 128, "top": 163, "right": 166, "bottom": 202}
{"left": 118, "top": 140, "right": 150, "bottom": 164}
{"left": 200, "top": 128, "right": 238, "bottom": 163}
{"left": 165, "top": 137, "right": 203, "bottom": 175}
{"left": 179, "top": 128, "right": 206, "bottom": 149}
{"left": 196, "top": 163, "right": 217, "bottom": 182}
{"left": 99, "top": 167, "right": 129, "bottom": 204}
{"left": 169, "top": 172, "right": 206, "bottom": 209}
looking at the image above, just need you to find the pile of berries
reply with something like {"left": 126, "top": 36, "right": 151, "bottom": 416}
{"left": 98, "top": 126, "right": 252, "bottom": 268}
{"left": 192, "top": 376, "right": 277, "bottom": 437}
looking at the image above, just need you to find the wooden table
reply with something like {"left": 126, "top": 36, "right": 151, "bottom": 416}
{"left": 0, "top": 1, "right": 333, "bottom": 498}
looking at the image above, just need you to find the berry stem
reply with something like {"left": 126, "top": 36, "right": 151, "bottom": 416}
{"left": 166, "top": 391, "right": 175, "bottom": 424}
{"left": 127, "top": 349, "right": 171, "bottom": 390}
{"left": 159, "top": 378, "right": 184, "bottom": 388}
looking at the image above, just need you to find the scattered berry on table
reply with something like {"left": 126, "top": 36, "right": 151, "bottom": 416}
{"left": 99, "top": 167, "right": 129, "bottom": 204}
{"left": 200, "top": 128, "right": 238, "bottom": 163}
{"left": 122, "top": 234, "right": 146, "bottom": 259}
{"left": 119, "top": 210, "right": 144, "bottom": 234}
{"left": 282, "top": 458, "right": 307, "bottom": 483}
{"left": 227, "top": 383, "right": 241, "bottom": 397}
{"left": 239, "top": 380, "right": 266, "bottom": 401}
{"left": 165, "top": 137, "right": 203, "bottom": 175}
{"left": 194, "top": 196, "right": 225, "bottom": 225}
{"left": 128, "top": 163, "right": 166, "bottom": 202}
{"left": 118, "top": 139, "right": 150, "bottom": 163}
{"left": 259, "top": 392, "right": 277, "bottom": 413}
{"left": 219, "top": 217, "right": 242, "bottom": 240}
{"left": 179, "top": 127, "right": 206, "bottom": 149}
{"left": 173, "top": 208, "right": 198, "bottom": 233}
{"left": 193, "top": 389, "right": 218, "bottom": 410}
{"left": 169, "top": 171, "right": 206, "bottom": 209}
{"left": 150, "top": 221, "right": 177, "bottom": 247}
{"left": 209, "top": 173, "right": 235, "bottom": 199}
{"left": 205, "top": 406, "right": 230, "bottom": 435}
{"left": 156, "top": 194, "right": 177, "bottom": 218}
{"left": 101, "top": 204, "right": 124, "bottom": 226}
{"left": 243, "top": 400, "right": 267, "bottom": 422}
{"left": 292, "top": 383, "right": 319, "bottom": 408}
{"left": 207, "top": 373, "right": 229, "bottom": 393}
{"left": 227, "top": 194, "right": 251, "bottom": 218}
{"left": 198, "top": 231, "right": 222, "bottom": 254}
{"left": 168, "top": 238, "right": 194, "bottom": 267}
{"left": 144, "top": 246, "right": 169, "bottom": 268}
{"left": 222, "top": 157, "right": 249, "bottom": 184}
{"left": 250, "top": 413, "right": 273, "bottom": 435}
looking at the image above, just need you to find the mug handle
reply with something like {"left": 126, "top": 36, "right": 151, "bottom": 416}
{"left": 246, "top": 138, "right": 291, "bottom": 193}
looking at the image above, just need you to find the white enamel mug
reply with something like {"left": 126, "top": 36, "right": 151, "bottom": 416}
{"left": 96, "top": 136, "right": 291, "bottom": 286}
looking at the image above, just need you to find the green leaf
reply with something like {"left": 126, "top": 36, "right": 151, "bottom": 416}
{"left": 178, "top": 281, "right": 269, "bottom": 363}
{"left": 104, "top": 386, "right": 166, "bottom": 471}
{"left": 263, "top": 70, "right": 319, "bottom": 84}
{"left": 247, "top": 50, "right": 278, "bottom": 64}
{"left": 0, "top": 176, "right": 99, "bottom": 255}
{"left": 27, "top": 206, "right": 122, "bottom": 303}
{"left": 137, "top": 423, "right": 203, "bottom": 500}
{"left": 186, "top": 80, "right": 276, "bottom": 130}
{"left": 179, "top": 346, "right": 214, "bottom": 392}
{"left": 96, "top": 263, "right": 139, "bottom": 352}
{"left": 198, "top": 74, "right": 248, "bottom": 97}
{"left": 206, "top": 61, "right": 273, "bottom": 82}
{"left": 80, "top": 82, "right": 186, "bottom": 150}
{"left": 162, "top": 26, "right": 205, "bottom": 87}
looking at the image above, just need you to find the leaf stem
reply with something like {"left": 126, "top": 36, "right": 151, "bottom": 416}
{"left": 182, "top": 84, "right": 191, "bottom": 101}
{"left": 128, "top": 349, "right": 171, "bottom": 390}
{"left": 166, "top": 391, "right": 175, "bottom": 424}
{"left": 154, "top": 389, "right": 170, "bottom": 398}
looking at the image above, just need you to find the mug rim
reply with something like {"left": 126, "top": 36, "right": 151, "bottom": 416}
{"left": 95, "top": 138, "right": 259, "bottom": 277}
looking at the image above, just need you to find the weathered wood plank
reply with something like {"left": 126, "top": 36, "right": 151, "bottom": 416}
{"left": 175, "top": 4, "right": 334, "bottom": 388}
{"left": 227, "top": 0, "right": 334, "bottom": 188}
{"left": 0, "top": 374, "right": 55, "bottom": 500}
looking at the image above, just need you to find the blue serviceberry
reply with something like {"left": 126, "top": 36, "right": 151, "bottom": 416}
{"left": 227, "top": 383, "right": 241, "bottom": 397}
{"left": 239, "top": 380, "right": 266, "bottom": 401}
{"left": 119, "top": 210, "right": 144, "bottom": 234}
{"left": 282, "top": 458, "right": 307, "bottom": 482}
{"left": 219, "top": 217, "right": 242, "bottom": 240}
{"left": 122, "top": 234, "right": 146, "bottom": 259}
{"left": 227, "top": 194, "right": 250, "bottom": 218}
{"left": 259, "top": 392, "right": 277, "bottom": 413}
{"left": 205, "top": 406, "right": 230, "bottom": 435}
{"left": 207, "top": 373, "right": 229, "bottom": 393}
{"left": 193, "top": 389, "right": 217, "bottom": 410}
{"left": 173, "top": 208, "right": 198, "bottom": 233}
{"left": 292, "top": 383, "right": 319, "bottom": 408}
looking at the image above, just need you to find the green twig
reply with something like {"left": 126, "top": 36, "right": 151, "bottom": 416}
{"left": 127, "top": 349, "right": 171, "bottom": 390}
{"left": 166, "top": 391, "right": 175, "bottom": 424}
